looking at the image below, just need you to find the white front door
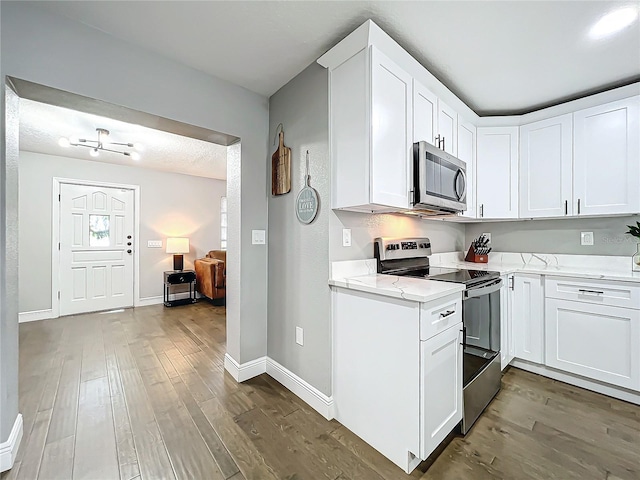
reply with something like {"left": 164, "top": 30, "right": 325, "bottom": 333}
{"left": 59, "top": 183, "right": 134, "bottom": 316}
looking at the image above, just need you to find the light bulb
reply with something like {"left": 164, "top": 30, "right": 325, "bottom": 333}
{"left": 58, "top": 137, "right": 70, "bottom": 148}
{"left": 130, "top": 151, "right": 141, "bottom": 161}
{"left": 89, "top": 148, "right": 99, "bottom": 157}
{"left": 590, "top": 7, "right": 639, "bottom": 39}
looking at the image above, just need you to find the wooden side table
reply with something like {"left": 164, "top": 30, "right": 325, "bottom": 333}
{"left": 163, "top": 270, "right": 197, "bottom": 307}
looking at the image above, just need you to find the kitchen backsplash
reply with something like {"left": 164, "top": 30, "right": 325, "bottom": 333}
{"left": 465, "top": 215, "right": 640, "bottom": 256}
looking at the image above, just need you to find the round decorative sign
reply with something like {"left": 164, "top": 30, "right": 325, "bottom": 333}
{"left": 295, "top": 150, "right": 319, "bottom": 224}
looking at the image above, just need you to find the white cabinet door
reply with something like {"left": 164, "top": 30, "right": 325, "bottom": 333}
{"left": 420, "top": 323, "right": 463, "bottom": 459}
{"left": 458, "top": 119, "right": 476, "bottom": 219}
{"left": 520, "top": 114, "right": 573, "bottom": 218}
{"left": 512, "top": 274, "right": 544, "bottom": 364}
{"left": 500, "top": 274, "right": 515, "bottom": 370}
{"left": 437, "top": 100, "right": 457, "bottom": 156}
{"left": 413, "top": 79, "right": 437, "bottom": 146}
{"left": 476, "top": 127, "right": 519, "bottom": 219}
{"left": 574, "top": 96, "right": 640, "bottom": 216}
{"left": 545, "top": 298, "right": 640, "bottom": 391}
{"left": 370, "top": 47, "right": 413, "bottom": 209}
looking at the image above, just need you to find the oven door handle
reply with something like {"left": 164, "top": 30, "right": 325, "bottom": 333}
{"left": 464, "top": 278, "right": 503, "bottom": 299}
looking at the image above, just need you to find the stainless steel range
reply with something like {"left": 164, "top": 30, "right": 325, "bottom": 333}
{"left": 374, "top": 237, "right": 502, "bottom": 434}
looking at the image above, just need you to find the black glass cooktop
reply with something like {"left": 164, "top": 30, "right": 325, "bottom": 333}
{"left": 401, "top": 266, "right": 500, "bottom": 287}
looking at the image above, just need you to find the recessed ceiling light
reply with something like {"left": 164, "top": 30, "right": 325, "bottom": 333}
{"left": 589, "top": 7, "right": 638, "bottom": 39}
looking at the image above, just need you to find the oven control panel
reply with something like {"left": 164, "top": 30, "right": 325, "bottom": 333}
{"left": 375, "top": 237, "right": 432, "bottom": 261}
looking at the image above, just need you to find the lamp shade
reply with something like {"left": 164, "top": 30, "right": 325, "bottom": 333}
{"left": 166, "top": 237, "right": 189, "bottom": 254}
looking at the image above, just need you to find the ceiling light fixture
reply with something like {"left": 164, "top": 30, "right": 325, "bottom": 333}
{"left": 59, "top": 128, "right": 142, "bottom": 160}
{"left": 589, "top": 7, "right": 639, "bottom": 39}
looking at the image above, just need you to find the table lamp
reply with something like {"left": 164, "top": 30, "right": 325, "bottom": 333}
{"left": 166, "top": 237, "right": 189, "bottom": 271}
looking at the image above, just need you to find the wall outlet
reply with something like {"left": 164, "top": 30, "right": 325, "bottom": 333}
{"left": 295, "top": 326, "right": 304, "bottom": 346}
{"left": 581, "top": 231, "right": 594, "bottom": 246}
{"left": 482, "top": 233, "right": 492, "bottom": 243}
{"left": 342, "top": 228, "right": 352, "bottom": 247}
{"left": 147, "top": 240, "right": 163, "bottom": 248}
{"left": 252, "top": 230, "right": 266, "bottom": 245}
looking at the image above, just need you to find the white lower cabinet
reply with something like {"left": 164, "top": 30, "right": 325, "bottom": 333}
{"left": 332, "top": 287, "right": 463, "bottom": 473}
{"left": 545, "top": 298, "right": 640, "bottom": 391}
{"left": 512, "top": 274, "right": 544, "bottom": 364}
{"left": 420, "top": 323, "right": 463, "bottom": 458}
{"left": 500, "top": 274, "right": 515, "bottom": 370}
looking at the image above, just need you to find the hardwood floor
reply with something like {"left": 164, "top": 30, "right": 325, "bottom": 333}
{"left": 3, "top": 302, "right": 639, "bottom": 480}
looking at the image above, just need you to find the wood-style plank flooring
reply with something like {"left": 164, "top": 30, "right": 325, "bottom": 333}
{"left": 3, "top": 302, "right": 639, "bottom": 480}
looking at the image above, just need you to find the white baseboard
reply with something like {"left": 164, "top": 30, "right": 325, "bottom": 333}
{"left": 18, "top": 309, "right": 54, "bottom": 323}
{"left": 223, "top": 354, "right": 335, "bottom": 420}
{"left": 266, "top": 358, "right": 335, "bottom": 420}
{"left": 511, "top": 360, "right": 640, "bottom": 405}
{"left": 224, "top": 354, "right": 267, "bottom": 382}
{"left": 0, "top": 414, "right": 23, "bottom": 472}
{"left": 136, "top": 296, "right": 164, "bottom": 307}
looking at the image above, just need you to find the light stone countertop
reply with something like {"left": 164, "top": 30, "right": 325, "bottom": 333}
{"left": 328, "top": 258, "right": 464, "bottom": 303}
{"left": 328, "top": 274, "right": 465, "bottom": 303}
{"left": 428, "top": 252, "right": 640, "bottom": 283}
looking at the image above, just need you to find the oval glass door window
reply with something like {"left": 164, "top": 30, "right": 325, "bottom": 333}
{"left": 89, "top": 215, "right": 110, "bottom": 246}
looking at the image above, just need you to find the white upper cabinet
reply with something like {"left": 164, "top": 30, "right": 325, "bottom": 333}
{"left": 437, "top": 100, "right": 458, "bottom": 156}
{"left": 573, "top": 96, "right": 640, "bottom": 216}
{"left": 413, "top": 80, "right": 438, "bottom": 146}
{"left": 331, "top": 46, "right": 412, "bottom": 212}
{"left": 519, "top": 114, "right": 573, "bottom": 218}
{"left": 476, "top": 127, "right": 519, "bottom": 219}
{"left": 458, "top": 119, "right": 476, "bottom": 219}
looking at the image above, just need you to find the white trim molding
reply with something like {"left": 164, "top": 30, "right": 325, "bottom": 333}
{"left": 266, "top": 358, "right": 335, "bottom": 420}
{"left": 224, "top": 354, "right": 267, "bottom": 382}
{"left": 223, "top": 354, "right": 335, "bottom": 420}
{"left": 0, "top": 414, "right": 23, "bottom": 472}
{"left": 511, "top": 360, "right": 640, "bottom": 406}
{"left": 18, "top": 309, "right": 54, "bottom": 323}
{"left": 137, "top": 296, "right": 164, "bottom": 307}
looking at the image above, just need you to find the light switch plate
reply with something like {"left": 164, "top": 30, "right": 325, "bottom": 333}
{"left": 147, "top": 240, "right": 163, "bottom": 248}
{"left": 581, "top": 232, "right": 594, "bottom": 246}
{"left": 295, "top": 326, "right": 304, "bottom": 346}
{"left": 252, "top": 230, "right": 266, "bottom": 245}
{"left": 342, "top": 229, "right": 352, "bottom": 247}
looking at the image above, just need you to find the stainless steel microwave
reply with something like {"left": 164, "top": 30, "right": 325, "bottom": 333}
{"left": 412, "top": 141, "right": 467, "bottom": 214}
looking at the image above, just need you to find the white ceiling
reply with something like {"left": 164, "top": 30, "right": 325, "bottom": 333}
{"left": 19, "top": 99, "right": 228, "bottom": 180}
{"left": 37, "top": 1, "right": 640, "bottom": 115}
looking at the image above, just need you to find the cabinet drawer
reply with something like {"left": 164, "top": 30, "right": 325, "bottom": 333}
{"left": 545, "top": 277, "right": 640, "bottom": 310}
{"left": 545, "top": 298, "right": 640, "bottom": 391}
{"left": 420, "top": 293, "right": 462, "bottom": 341}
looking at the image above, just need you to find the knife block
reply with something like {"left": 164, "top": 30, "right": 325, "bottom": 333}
{"left": 465, "top": 245, "right": 488, "bottom": 263}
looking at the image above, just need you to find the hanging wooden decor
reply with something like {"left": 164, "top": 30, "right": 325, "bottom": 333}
{"left": 271, "top": 124, "right": 291, "bottom": 195}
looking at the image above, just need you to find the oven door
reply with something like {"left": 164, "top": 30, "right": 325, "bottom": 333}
{"left": 462, "top": 278, "right": 502, "bottom": 352}
{"left": 414, "top": 141, "right": 467, "bottom": 211}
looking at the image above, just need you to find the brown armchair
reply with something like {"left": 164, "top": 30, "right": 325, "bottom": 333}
{"left": 194, "top": 250, "right": 226, "bottom": 303}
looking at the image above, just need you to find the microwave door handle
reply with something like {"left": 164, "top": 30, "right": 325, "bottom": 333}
{"left": 454, "top": 168, "right": 467, "bottom": 201}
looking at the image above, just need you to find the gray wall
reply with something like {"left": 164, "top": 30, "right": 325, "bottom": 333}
{"left": 1, "top": 1, "right": 269, "bottom": 440}
{"left": 19, "top": 151, "right": 226, "bottom": 313}
{"left": 465, "top": 215, "right": 640, "bottom": 256}
{"left": 267, "top": 63, "right": 464, "bottom": 396}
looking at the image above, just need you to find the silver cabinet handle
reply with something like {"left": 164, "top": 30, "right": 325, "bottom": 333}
{"left": 440, "top": 310, "right": 456, "bottom": 318}
{"left": 578, "top": 289, "right": 604, "bottom": 295}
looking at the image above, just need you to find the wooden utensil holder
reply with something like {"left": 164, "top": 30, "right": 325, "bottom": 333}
{"left": 465, "top": 246, "right": 488, "bottom": 263}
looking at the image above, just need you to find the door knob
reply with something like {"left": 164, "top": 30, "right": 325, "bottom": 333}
{"left": 127, "top": 235, "right": 132, "bottom": 239}
{"left": 127, "top": 242, "right": 132, "bottom": 246}
{"left": 127, "top": 249, "right": 132, "bottom": 254}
